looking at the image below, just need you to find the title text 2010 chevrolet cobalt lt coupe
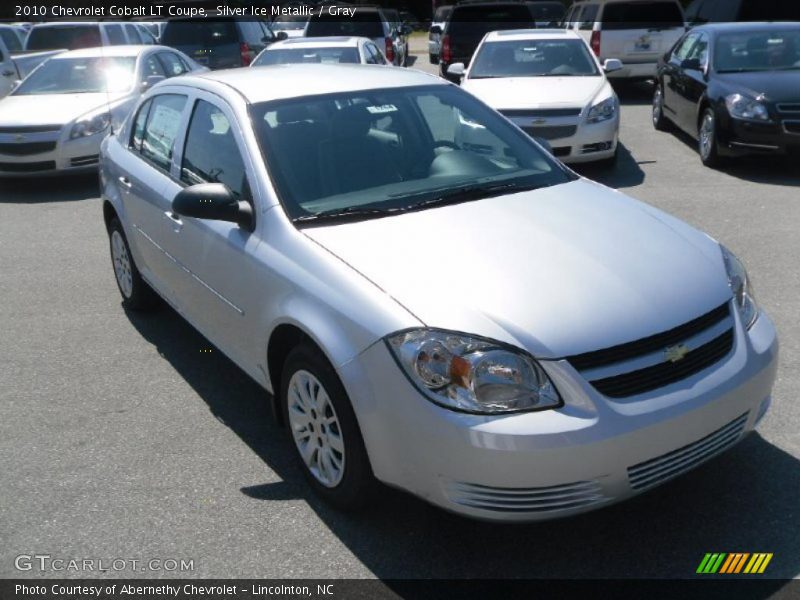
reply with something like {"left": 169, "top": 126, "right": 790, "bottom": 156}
{"left": 100, "top": 65, "right": 777, "bottom": 521}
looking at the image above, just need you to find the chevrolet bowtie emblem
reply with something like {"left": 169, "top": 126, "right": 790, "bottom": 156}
{"left": 664, "top": 344, "right": 690, "bottom": 363}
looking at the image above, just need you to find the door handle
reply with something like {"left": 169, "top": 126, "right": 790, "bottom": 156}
{"left": 164, "top": 210, "right": 183, "bottom": 231}
{"left": 118, "top": 176, "right": 133, "bottom": 189}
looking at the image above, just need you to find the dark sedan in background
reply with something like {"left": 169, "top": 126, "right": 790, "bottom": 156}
{"left": 653, "top": 22, "right": 800, "bottom": 168}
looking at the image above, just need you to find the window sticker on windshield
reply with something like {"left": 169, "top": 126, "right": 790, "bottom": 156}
{"left": 366, "top": 104, "right": 398, "bottom": 114}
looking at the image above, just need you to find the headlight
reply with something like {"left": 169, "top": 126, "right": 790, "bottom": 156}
{"left": 721, "top": 245, "right": 758, "bottom": 329}
{"left": 386, "top": 329, "right": 561, "bottom": 414}
{"left": 587, "top": 96, "right": 617, "bottom": 124}
{"left": 69, "top": 112, "right": 111, "bottom": 140}
{"left": 725, "top": 94, "right": 770, "bottom": 122}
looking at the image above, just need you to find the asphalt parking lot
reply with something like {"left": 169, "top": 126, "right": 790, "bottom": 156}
{"left": 1, "top": 39, "right": 799, "bottom": 584}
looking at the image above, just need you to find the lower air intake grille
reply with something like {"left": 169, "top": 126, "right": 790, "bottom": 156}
{"left": 521, "top": 125, "right": 578, "bottom": 140}
{"left": 628, "top": 412, "right": 748, "bottom": 490}
{"left": 0, "top": 141, "right": 57, "bottom": 156}
{"left": 446, "top": 480, "right": 608, "bottom": 513}
{"left": 70, "top": 154, "right": 99, "bottom": 167}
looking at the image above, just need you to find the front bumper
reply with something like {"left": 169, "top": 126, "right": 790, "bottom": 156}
{"left": 339, "top": 307, "right": 778, "bottom": 522}
{"left": 0, "top": 131, "right": 103, "bottom": 177}
{"left": 718, "top": 114, "right": 800, "bottom": 157}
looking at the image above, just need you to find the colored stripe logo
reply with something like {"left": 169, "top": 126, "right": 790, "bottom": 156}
{"left": 697, "top": 553, "right": 773, "bottom": 574}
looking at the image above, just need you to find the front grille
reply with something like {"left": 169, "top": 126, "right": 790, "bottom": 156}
{"left": 0, "top": 160, "right": 56, "bottom": 172}
{"left": 521, "top": 125, "right": 578, "bottom": 140}
{"left": 591, "top": 330, "right": 734, "bottom": 398}
{"left": 783, "top": 121, "right": 800, "bottom": 135}
{"left": 70, "top": 154, "right": 99, "bottom": 167}
{"left": 777, "top": 103, "right": 800, "bottom": 114}
{"left": 446, "top": 480, "right": 608, "bottom": 513}
{"left": 0, "top": 125, "right": 62, "bottom": 134}
{"left": 567, "top": 302, "right": 734, "bottom": 399}
{"left": 628, "top": 412, "right": 748, "bottom": 490}
{"left": 500, "top": 108, "right": 582, "bottom": 118}
{"left": 0, "top": 141, "right": 57, "bottom": 156}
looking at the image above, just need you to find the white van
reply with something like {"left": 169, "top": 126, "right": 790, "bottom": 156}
{"left": 563, "top": 0, "right": 686, "bottom": 80}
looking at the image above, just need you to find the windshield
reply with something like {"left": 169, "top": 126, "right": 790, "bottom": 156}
{"left": 306, "top": 13, "right": 384, "bottom": 38}
{"left": 162, "top": 20, "right": 238, "bottom": 47}
{"left": 14, "top": 57, "right": 137, "bottom": 95}
{"left": 470, "top": 39, "right": 599, "bottom": 78}
{"left": 529, "top": 3, "right": 566, "bottom": 22}
{"left": 251, "top": 85, "right": 573, "bottom": 224}
{"left": 255, "top": 47, "right": 360, "bottom": 65}
{"left": 26, "top": 25, "right": 101, "bottom": 51}
{"left": 715, "top": 29, "right": 800, "bottom": 73}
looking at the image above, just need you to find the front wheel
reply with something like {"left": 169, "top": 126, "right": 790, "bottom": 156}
{"left": 281, "top": 343, "right": 375, "bottom": 509}
{"left": 699, "top": 108, "right": 725, "bottom": 169}
{"left": 108, "top": 218, "right": 159, "bottom": 311}
{"left": 429, "top": 53, "right": 439, "bottom": 65}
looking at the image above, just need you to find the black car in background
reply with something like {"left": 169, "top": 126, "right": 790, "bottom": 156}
{"left": 685, "top": 0, "right": 800, "bottom": 26}
{"left": 653, "top": 23, "right": 800, "bottom": 168}
{"left": 434, "top": 2, "right": 537, "bottom": 82}
{"left": 161, "top": 19, "right": 284, "bottom": 69}
{"left": 526, "top": 1, "right": 566, "bottom": 28}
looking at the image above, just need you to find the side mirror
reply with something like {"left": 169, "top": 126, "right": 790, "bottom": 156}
{"left": 533, "top": 136, "right": 553, "bottom": 155}
{"left": 172, "top": 183, "right": 254, "bottom": 231}
{"left": 275, "top": 31, "right": 288, "bottom": 41}
{"left": 141, "top": 74, "right": 165, "bottom": 91}
{"left": 447, "top": 62, "right": 466, "bottom": 78}
{"left": 681, "top": 57, "right": 702, "bottom": 71}
{"left": 430, "top": 25, "right": 442, "bottom": 35}
{"left": 603, "top": 58, "right": 623, "bottom": 73}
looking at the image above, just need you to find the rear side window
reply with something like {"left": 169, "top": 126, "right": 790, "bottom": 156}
{"left": 143, "top": 55, "right": 166, "bottom": 78}
{"left": 163, "top": 20, "right": 238, "bottom": 47}
{"left": 130, "top": 99, "right": 152, "bottom": 152}
{"left": 601, "top": 1, "right": 684, "bottom": 30}
{"left": 158, "top": 52, "right": 190, "bottom": 77}
{"left": 181, "top": 100, "right": 250, "bottom": 201}
{"left": 124, "top": 24, "right": 143, "bottom": 44}
{"left": 0, "top": 29, "right": 22, "bottom": 53}
{"left": 106, "top": 24, "right": 126, "bottom": 45}
{"left": 139, "top": 94, "right": 187, "bottom": 172}
{"left": 26, "top": 25, "right": 101, "bottom": 51}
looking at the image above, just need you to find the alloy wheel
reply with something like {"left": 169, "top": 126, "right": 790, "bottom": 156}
{"left": 699, "top": 112, "right": 715, "bottom": 161}
{"left": 111, "top": 230, "right": 133, "bottom": 299}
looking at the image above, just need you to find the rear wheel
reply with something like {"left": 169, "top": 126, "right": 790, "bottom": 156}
{"left": 281, "top": 343, "right": 375, "bottom": 509}
{"left": 652, "top": 84, "right": 671, "bottom": 131}
{"left": 108, "top": 218, "right": 158, "bottom": 311}
{"left": 429, "top": 53, "right": 438, "bottom": 65}
{"left": 699, "top": 108, "right": 725, "bottom": 169}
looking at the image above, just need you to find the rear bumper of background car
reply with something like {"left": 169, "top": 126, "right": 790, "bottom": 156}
{"left": 338, "top": 308, "right": 778, "bottom": 522}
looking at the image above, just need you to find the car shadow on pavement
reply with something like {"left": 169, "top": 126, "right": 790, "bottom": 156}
{"left": 613, "top": 80, "right": 656, "bottom": 107}
{"left": 0, "top": 173, "right": 99, "bottom": 203}
{"left": 124, "top": 305, "right": 799, "bottom": 586}
{"left": 572, "top": 142, "right": 646, "bottom": 189}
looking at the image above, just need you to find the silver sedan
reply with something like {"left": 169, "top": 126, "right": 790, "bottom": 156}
{"left": 100, "top": 65, "right": 778, "bottom": 521}
{"left": 0, "top": 45, "right": 204, "bottom": 177}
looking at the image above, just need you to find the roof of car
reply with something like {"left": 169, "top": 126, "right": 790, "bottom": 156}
{"left": 692, "top": 21, "right": 800, "bottom": 34}
{"left": 271, "top": 36, "right": 362, "bottom": 48}
{"left": 188, "top": 64, "right": 444, "bottom": 103}
{"left": 51, "top": 45, "right": 157, "bottom": 59}
{"left": 486, "top": 28, "right": 579, "bottom": 41}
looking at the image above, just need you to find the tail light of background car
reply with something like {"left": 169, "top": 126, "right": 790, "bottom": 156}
{"left": 385, "top": 37, "right": 395, "bottom": 63}
{"left": 441, "top": 35, "right": 451, "bottom": 63}
{"left": 240, "top": 42, "right": 253, "bottom": 66}
{"left": 590, "top": 31, "right": 601, "bottom": 56}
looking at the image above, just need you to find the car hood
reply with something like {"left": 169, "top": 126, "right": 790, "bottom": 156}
{"left": 0, "top": 93, "right": 127, "bottom": 126}
{"left": 715, "top": 70, "right": 800, "bottom": 103}
{"left": 303, "top": 179, "right": 732, "bottom": 358}
{"left": 463, "top": 76, "right": 606, "bottom": 110}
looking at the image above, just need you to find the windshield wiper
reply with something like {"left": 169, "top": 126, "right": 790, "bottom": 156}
{"left": 294, "top": 205, "right": 401, "bottom": 224}
{"left": 403, "top": 181, "right": 545, "bottom": 212}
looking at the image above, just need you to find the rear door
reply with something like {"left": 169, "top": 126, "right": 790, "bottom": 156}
{"left": 598, "top": 1, "right": 686, "bottom": 63}
{"left": 162, "top": 20, "right": 241, "bottom": 69}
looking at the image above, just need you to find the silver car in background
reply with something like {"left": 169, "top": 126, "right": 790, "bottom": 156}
{"left": 252, "top": 37, "right": 390, "bottom": 67}
{"left": 100, "top": 65, "right": 777, "bottom": 522}
{"left": 0, "top": 45, "right": 204, "bottom": 176}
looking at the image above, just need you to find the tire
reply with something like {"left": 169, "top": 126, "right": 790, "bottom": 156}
{"left": 281, "top": 343, "right": 375, "bottom": 510}
{"left": 698, "top": 108, "right": 725, "bottom": 169}
{"left": 108, "top": 218, "right": 159, "bottom": 311}
{"left": 429, "top": 53, "right": 439, "bottom": 65}
{"left": 652, "top": 83, "right": 671, "bottom": 131}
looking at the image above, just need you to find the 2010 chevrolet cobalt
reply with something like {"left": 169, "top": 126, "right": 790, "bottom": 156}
{"left": 100, "top": 65, "right": 778, "bottom": 521}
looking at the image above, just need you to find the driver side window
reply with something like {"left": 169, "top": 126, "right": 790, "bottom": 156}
{"left": 672, "top": 33, "right": 700, "bottom": 63}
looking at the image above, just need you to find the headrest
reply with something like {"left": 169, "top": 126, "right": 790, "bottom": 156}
{"left": 330, "top": 104, "right": 373, "bottom": 139}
